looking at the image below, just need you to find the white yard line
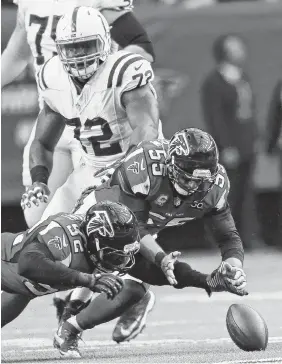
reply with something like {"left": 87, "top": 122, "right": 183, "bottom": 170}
{"left": 1, "top": 319, "right": 225, "bottom": 336}
{"left": 161, "top": 291, "right": 282, "bottom": 303}
{"left": 208, "top": 360, "right": 282, "bottom": 364}
{"left": 6, "top": 361, "right": 282, "bottom": 364}
{"left": 2, "top": 337, "right": 282, "bottom": 349}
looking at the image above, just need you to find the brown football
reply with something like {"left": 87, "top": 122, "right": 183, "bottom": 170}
{"left": 226, "top": 304, "right": 268, "bottom": 351}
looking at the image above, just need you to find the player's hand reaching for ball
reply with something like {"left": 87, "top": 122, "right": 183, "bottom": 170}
{"left": 160, "top": 251, "right": 182, "bottom": 286}
{"left": 21, "top": 182, "right": 50, "bottom": 210}
{"left": 222, "top": 263, "right": 247, "bottom": 292}
{"left": 206, "top": 262, "right": 248, "bottom": 297}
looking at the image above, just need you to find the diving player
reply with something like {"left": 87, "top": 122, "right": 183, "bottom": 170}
{"left": 1, "top": 200, "right": 242, "bottom": 358}
{"left": 2, "top": 201, "right": 136, "bottom": 328}
{"left": 61, "top": 128, "right": 247, "bottom": 346}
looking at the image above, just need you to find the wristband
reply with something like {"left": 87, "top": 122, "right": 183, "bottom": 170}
{"left": 75, "top": 272, "right": 95, "bottom": 288}
{"left": 30, "top": 166, "right": 49, "bottom": 184}
{"left": 154, "top": 251, "right": 166, "bottom": 268}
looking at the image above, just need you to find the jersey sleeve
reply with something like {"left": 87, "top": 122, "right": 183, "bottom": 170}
{"left": 36, "top": 56, "right": 65, "bottom": 113}
{"left": 209, "top": 164, "right": 230, "bottom": 211}
{"left": 119, "top": 55, "right": 155, "bottom": 95}
{"left": 122, "top": 145, "right": 151, "bottom": 196}
{"left": 37, "top": 221, "right": 72, "bottom": 267}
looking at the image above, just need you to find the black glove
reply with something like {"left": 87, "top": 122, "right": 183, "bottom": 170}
{"left": 89, "top": 273, "right": 124, "bottom": 300}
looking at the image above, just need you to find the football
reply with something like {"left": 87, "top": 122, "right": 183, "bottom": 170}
{"left": 226, "top": 304, "right": 268, "bottom": 351}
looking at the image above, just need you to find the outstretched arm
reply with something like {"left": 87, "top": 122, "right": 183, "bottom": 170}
{"left": 204, "top": 204, "right": 244, "bottom": 267}
{"left": 18, "top": 240, "right": 123, "bottom": 298}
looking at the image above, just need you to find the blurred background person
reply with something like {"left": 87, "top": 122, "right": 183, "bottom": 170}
{"left": 257, "top": 78, "right": 282, "bottom": 249}
{"left": 200, "top": 34, "right": 260, "bottom": 248}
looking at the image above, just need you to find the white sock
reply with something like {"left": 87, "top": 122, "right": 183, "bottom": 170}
{"left": 67, "top": 316, "right": 83, "bottom": 332}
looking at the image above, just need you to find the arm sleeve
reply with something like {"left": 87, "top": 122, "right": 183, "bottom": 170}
{"left": 110, "top": 12, "right": 155, "bottom": 61}
{"left": 266, "top": 80, "right": 282, "bottom": 153}
{"left": 204, "top": 204, "right": 244, "bottom": 264}
{"left": 17, "top": 241, "right": 92, "bottom": 289}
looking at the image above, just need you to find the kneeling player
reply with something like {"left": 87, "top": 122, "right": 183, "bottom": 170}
{"left": 58, "top": 128, "right": 248, "bottom": 348}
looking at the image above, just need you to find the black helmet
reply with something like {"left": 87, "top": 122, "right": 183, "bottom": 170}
{"left": 166, "top": 128, "right": 219, "bottom": 198}
{"left": 84, "top": 201, "right": 140, "bottom": 274}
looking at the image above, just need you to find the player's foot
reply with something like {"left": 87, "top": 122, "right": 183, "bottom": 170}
{"left": 112, "top": 290, "right": 155, "bottom": 343}
{"left": 54, "top": 321, "right": 82, "bottom": 358}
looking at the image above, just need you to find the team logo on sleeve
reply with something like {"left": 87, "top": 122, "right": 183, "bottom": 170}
{"left": 86, "top": 211, "right": 114, "bottom": 237}
{"left": 154, "top": 194, "right": 169, "bottom": 206}
{"left": 48, "top": 234, "right": 68, "bottom": 250}
{"left": 127, "top": 161, "right": 140, "bottom": 174}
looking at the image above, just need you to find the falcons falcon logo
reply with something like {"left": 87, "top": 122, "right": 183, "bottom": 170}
{"left": 169, "top": 132, "right": 190, "bottom": 156}
{"left": 86, "top": 211, "right": 114, "bottom": 238}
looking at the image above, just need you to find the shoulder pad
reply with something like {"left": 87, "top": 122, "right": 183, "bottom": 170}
{"left": 208, "top": 164, "right": 230, "bottom": 211}
{"left": 123, "top": 139, "right": 168, "bottom": 197}
{"left": 106, "top": 51, "right": 154, "bottom": 91}
{"left": 123, "top": 146, "right": 150, "bottom": 196}
{"left": 38, "top": 220, "right": 72, "bottom": 265}
{"left": 53, "top": 213, "right": 84, "bottom": 227}
{"left": 37, "top": 56, "right": 65, "bottom": 92}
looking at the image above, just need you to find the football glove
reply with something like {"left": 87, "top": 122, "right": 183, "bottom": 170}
{"left": 21, "top": 182, "right": 50, "bottom": 210}
{"left": 89, "top": 273, "right": 124, "bottom": 300}
{"left": 160, "top": 251, "right": 181, "bottom": 286}
{"left": 224, "top": 265, "right": 247, "bottom": 291}
{"left": 206, "top": 262, "right": 248, "bottom": 297}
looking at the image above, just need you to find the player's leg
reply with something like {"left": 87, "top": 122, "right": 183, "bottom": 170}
{"left": 112, "top": 279, "right": 155, "bottom": 343}
{"left": 22, "top": 124, "right": 75, "bottom": 228}
{"left": 40, "top": 159, "right": 96, "bottom": 221}
{"left": 1, "top": 291, "right": 30, "bottom": 327}
{"left": 1, "top": 258, "right": 32, "bottom": 327}
{"left": 54, "top": 278, "right": 147, "bottom": 358}
{"left": 113, "top": 252, "right": 211, "bottom": 343}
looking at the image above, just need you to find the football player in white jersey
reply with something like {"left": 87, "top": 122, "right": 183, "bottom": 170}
{"left": 2, "top": 0, "right": 155, "bottom": 228}
{"left": 25, "top": 6, "right": 162, "bottom": 217}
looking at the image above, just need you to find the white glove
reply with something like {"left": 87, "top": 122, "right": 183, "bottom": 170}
{"left": 21, "top": 182, "right": 50, "bottom": 210}
{"left": 224, "top": 265, "right": 247, "bottom": 291}
{"left": 160, "top": 251, "right": 181, "bottom": 286}
{"left": 207, "top": 262, "right": 248, "bottom": 296}
{"left": 94, "top": 0, "right": 133, "bottom": 10}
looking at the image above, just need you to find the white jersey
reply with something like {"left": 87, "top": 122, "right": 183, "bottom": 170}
{"left": 15, "top": 0, "right": 116, "bottom": 72}
{"left": 38, "top": 51, "right": 161, "bottom": 167}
